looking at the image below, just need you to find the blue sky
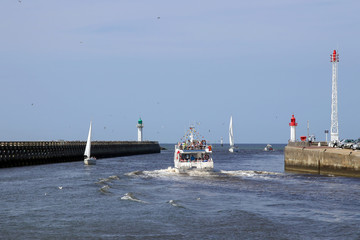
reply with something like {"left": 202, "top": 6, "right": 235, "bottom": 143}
{"left": 1, "top": 0, "right": 359, "bottom": 143}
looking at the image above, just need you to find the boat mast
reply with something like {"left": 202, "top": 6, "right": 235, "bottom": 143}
{"left": 189, "top": 125, "right": 194, "bottom": 142}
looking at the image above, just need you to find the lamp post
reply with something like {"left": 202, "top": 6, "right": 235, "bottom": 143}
{"left": 325, "top": 130, "right": 329, "bottom": 143}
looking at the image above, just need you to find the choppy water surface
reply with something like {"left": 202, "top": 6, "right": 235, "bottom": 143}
{"left": 1, "top": 144, "right": 360, "bottom": 239}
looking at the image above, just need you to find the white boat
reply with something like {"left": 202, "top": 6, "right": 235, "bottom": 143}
{"left": 264, "top": 144, "right": 274, "bottom": 151}
{"left": 174, "top": 126, "right": 213, "bottom": 172}
{"left": 84, "top": 121, "right": 96, "bottom": 165}
{"left": 229, "top": 116, "right": 238, "bottom": 152}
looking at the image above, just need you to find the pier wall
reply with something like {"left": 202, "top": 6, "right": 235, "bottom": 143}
{"left": 0, "top": 141, "right": 160, "bottom": 168}
{"left": 285, "top": 144, "right": 360, "bottom": 177}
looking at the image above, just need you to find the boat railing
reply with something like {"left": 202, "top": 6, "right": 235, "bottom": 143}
{"left": 177, "top": 145, "right": 211, "bottom": 151}
{"left": 178, "top": 158, "right": 212, "bottom": 163}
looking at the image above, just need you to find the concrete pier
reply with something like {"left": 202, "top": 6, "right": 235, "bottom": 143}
{"left": 285, "top": 142, "right": 360, "bottom": 177}
{"left": 0, "top": 141, "right": 160, "bottom": 168}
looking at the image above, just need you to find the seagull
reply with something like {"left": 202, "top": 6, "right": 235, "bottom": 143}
{"left": 58, "top": 186, "right": 63, "bottom": 190}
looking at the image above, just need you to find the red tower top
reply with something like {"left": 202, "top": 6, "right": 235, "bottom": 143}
{"left": 330, "top": 50, "right": 339, "bottom": 62}
{"left": 289, "top": 115, "right": 298, "bottom": 127}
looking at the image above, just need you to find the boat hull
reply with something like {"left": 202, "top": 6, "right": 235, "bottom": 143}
{"left": 229, "top": 147, "right": 238, "bottom": 152}
{"left": 264, "top": 145, "right": 274, "bottom": 151}
{"left": 84, "top": 158, "right": 96, "bottom": 165}
{"left": 174, "top": 161, "right": 214, "bottom": 172}
{"left": 174, "top": 144, "right": 213, "bottom": 172}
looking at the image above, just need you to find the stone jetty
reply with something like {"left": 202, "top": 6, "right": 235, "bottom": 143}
{"left": 0, "top": 141, "right": 160, "bottom": 168}
{"left": 285, "top": 142, "right": 360, "bottom": 177}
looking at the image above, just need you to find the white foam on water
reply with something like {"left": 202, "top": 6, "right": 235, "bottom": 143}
{"left": 219, "top": 170, "right": 282, "bottom": 179}
{"left": 100, "top": 185, "right": 111, "bottom": 194}
{"left": 185, "top": 170, "right": 217, "bottom": 177}
{"left": 108, "top": 175, "right": 120, "bottom": 180}
{"left": 96, "top": 178, "right": 108, "bottom": 184}
{"left": 121, "top": 192, "right": 147, "bottom": 204}
{"left": 125, "top": 168, "right": 282, "bottom": 182}
{"left": 168, "top": 200, "right": 185, "bottom": 208}
{"left": 125, "top": 167, "right": 179, "bottom": 178}
{"left": 142, "top": 167, "right": 180, "bottom": 177}
{"left": 125, "top": 167, "right": 220, "bottom": 179}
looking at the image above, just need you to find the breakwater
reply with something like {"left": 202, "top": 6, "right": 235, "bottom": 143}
{"left": 285, "top": 142, "right": 360, "bottom": 177}
{"left": 0, "top": 141, "right": 160, "bottom": 168}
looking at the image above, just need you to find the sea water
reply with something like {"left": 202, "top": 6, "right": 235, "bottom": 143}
{"left": 0, "top": 144, "right": 359, "bottom": 239}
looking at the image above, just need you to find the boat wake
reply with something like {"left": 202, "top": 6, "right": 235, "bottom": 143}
{"left": 125, "top": 167, "right": 178, "bottom": 178}
{"left": 219, "top": 170, "right": 283, "bottom": 179}
{"left": 121, "top": 192, "right": 147, "bottom": 204}
{"left": 125, "top": 168, "right": 281, "bottom": 180}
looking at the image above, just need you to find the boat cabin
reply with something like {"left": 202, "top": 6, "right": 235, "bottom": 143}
{"left": 178, "top": 150, "right": 211, "bottom": 162}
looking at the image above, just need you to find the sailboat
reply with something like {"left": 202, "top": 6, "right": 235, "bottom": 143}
{"left": 229, "top": 116, "right": 238, "bottom": 152}
{"left": 84, "top": 121, "right": 96, "bottom": 165}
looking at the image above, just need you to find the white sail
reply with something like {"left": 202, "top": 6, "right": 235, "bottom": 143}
{"left": 84, "top": 121, "right": 92, "bottom": 158}
{"left": 229, "top": 116, "right": 234, "bottom": 147}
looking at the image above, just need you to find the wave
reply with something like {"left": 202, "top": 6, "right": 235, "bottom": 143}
{"left": 99, "top": 185, "right": 111, "bottom": 194}
{"left": 108, "top": 175, "right": 120, "bottom": 180}
{"left": 121, "top": 192, "right": 147, "bottom": 204}
{"left": 168, "top": 200, "right": 185, "bottom": 208}
{"left": 96, "top": 175, "right": 120, "bottom": 184}
{"left": 124, "top": 170, "right": 145, "bottom": 176}
{"left": 125, "top": 167, "right": 178, "bottom": 178}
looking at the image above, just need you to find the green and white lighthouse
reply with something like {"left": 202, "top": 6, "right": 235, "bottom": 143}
{"left": 137, "top": 117, "right": 144, "bottom": 142}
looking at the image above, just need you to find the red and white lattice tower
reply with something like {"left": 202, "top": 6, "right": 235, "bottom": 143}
{"left": 330, "top": 50, "right": 339, "bottom": 142}
{"left": 289, "top": 115, "right": 298, "bottom": 142}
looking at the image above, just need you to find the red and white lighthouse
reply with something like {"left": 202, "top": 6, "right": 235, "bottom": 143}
{"left": 289, "top": 115, "right": 298, "bottom": 142}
